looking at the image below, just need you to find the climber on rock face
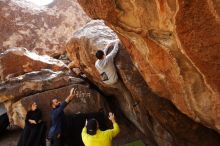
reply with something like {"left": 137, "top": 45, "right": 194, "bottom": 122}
{"left": 81, "top": 112, "right": 120, "bottom": 146}
{"left": 95, "top": 39, "right": 139, "bottom": 110}
{"left": 47, "top": 88, "right": 76, "bottom": 146}
{"left": 95, "top": 39, "right": 120, "bottom": 85}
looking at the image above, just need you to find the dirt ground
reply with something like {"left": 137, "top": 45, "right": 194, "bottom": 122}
{"left": 0, "top": 116, "right": 147, "bottom": 146}
{"left": 0, "top": 127, "right": 146, "bottom": 146}
{"left": 0, "top": 128, "right": 22, "bottom": 146}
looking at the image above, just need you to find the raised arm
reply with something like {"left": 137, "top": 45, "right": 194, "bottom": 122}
{"left": 55, "top": 88, "right": 76, "bottom": 115}
{"left": 65, "top": 88, "right": 76, "bottom": 103}
{"left": 107, "top": 112, "right": 120, "bottom": 138}
{"left": 106, "top": 40, "right": 120, "bottom": 59}
{"left": 103, "top": 43, "right": 111, "bottom": 55}
{"left": 81, "top": 119, "right": 89, "bottom": 142}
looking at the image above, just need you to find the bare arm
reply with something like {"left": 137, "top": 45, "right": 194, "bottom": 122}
{"left": 54, "top": 88, "right": 76, "bottom": 116}
{"left": 65, "top": 88, "right": 76, "bottom": 103}
{"left": 107, "top": 112, "right": 120, "bottom": 138}
{"left": 81, "top": 119, "right": 89, "bottom": 141}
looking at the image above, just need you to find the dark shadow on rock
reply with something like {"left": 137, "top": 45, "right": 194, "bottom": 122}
{"left": 62, "top": 112, "right": 108, "bottom": 146}
{"left": 0, "top": 113, "right": 9, "bottom": 135}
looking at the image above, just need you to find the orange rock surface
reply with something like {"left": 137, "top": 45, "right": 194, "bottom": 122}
{"left": 66, "top": 20, "right": 220, "bottom": 146}
{"left": 0, "top": 48, "right": 67, "bottom": 81}
{"left": 78, "top": 0, "right": 220, "bottom": 132}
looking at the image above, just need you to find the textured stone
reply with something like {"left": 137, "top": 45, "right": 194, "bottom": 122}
{"left": 0, "top": 0, "right": 90, "bottom": 56}
{"left": 0, "top": 69, "right": 82, "bottom": 124}
{"left": 0, "top": 103, "right": 7, "bottom": 114}
{"left": 0, "top": 69, "right": 103, "bottom": 127}
{"left": 66, "top": 20, "right": 144, "bottom": 131}
{"left": 0, "top": 48, "right": 67, "bottom": 81}
{"left": 12, "top": 83, "right": 104, "bottom": 128}
{"left": 0, "top": 69, "right": 83, "bottom": 103}
{"left": 78, "top": 0, "right": 220, "bottom": 133}
{"left": 66, "top": 20, "right": 220, "bottom": 146}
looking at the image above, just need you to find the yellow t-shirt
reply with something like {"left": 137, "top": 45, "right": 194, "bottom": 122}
{"left": 81, "top": 122, "right": 120, "bottom": 146}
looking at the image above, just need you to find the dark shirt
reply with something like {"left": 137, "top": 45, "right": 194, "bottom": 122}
{"left": 48, "top": 101, "right": 68, "bottom": 139}
{"left": 25, "top": 109, "right": 42, "bottom": 127}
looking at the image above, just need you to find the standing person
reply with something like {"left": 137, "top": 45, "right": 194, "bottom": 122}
{"left": 95, "top": 40, "right": 139, "bottom": 110}
{"left": 17, "top": 102, "right": 46, "bottom": 146}
{"left": 47, "top": 88, "right": 76, "bottom": 146}
{"left": 81, "top": 112, "right": 120, "bottom": 146}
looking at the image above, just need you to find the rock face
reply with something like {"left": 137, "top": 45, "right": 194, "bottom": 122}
{"left": 78, "top": 0, "right": 220, "bottom": 133}
{"left": 0, "top": 0, "right": 90, "bottom": 56}
{"left": 0, "top": 69, "right": 80, "bottom": 103}
{"left": 0, "top": 69, "right": 104, "bottom": 127}
{"left": 66, "top": 20, "right": 143, "bottom": 130}
{"left": 66, "top": 20, "right": 220, "bottom": 146}
{"left": 0, "top": 48, "right": 67, "bottom": 81}
{"left": 12, "top": 84, "right": 104, "bottom": 128}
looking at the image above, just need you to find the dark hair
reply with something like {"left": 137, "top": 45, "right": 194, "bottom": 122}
{"left": 96, "top": 50, "right": 104, "bottom": 59}
{"left": 28, "top": 101, "right": 37, "bottom": 111}
{"left": 50, "top": 98, "right": 58, "bottom": 106}
{"left": 86, "top": 119, "right": 98, "bottom": 135}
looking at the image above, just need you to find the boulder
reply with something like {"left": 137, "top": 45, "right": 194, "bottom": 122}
{"left": 66, "top": 20, "right": 143, "bottom": 130}
{"left": 78, "top": 0, "right": 220, "bottom": 133}
{"left": 66, "top": 20, "right": 220, "bottom": 146}
{"left": 12, "top": 83, "right": 104, "bottom": 128}
{"left": 0, "top": 0, "right": 90, "bottom": 56}
{"left": 0, "top": 69, "right": 104, "bottom": 127}
{"left": 0, "top": 48, "right": 67, "bottom": 81}
{"left": 0, "top": 69, "right": 83, "bottom": 103}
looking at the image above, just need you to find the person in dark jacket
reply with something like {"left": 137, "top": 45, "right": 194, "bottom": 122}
{"left": 48, "top": 88, "right": 76, "bottom": 146}
{"left": 17, "top": 102, "right": 46, "bottom": 146}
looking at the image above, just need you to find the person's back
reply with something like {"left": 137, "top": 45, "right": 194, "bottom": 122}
{"left": 82, "top": 113, "right": 120, "bottom": 146}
